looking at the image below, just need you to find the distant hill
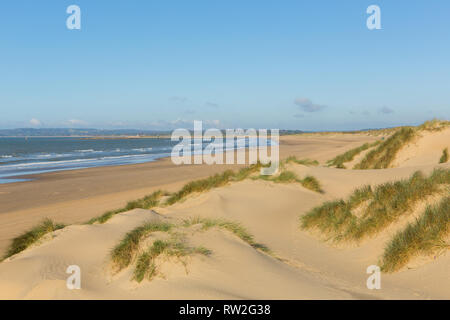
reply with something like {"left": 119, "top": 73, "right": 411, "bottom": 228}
{"left": 0, "top": 128, "right": 170, "bottom": 137}
{"left": 0, "top": 128, "right": 303, "bottom": 137}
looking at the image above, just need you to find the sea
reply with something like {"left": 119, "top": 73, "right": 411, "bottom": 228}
{"left": 0, "top": 137, "right": 273, "bottom": 184}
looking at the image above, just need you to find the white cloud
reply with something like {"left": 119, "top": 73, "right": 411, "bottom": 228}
{"left": 67, "top": 119, "right": 88, "bottom": 125}
{"left": 205, "top": 101, "right": 219, "bottom": 108}
{"left": 29, "top": 118, "right": 42, "bottom": 126}
{"left": 169, "top": 96, "right": 188, "bottom": 103}
{"left": 379, "top": 106, "right": 394, "bottom": 114}
{"left": 294, "top": 98, "right": 327, "bottom": 112}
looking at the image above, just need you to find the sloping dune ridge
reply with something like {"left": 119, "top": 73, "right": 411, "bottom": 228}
{"left": 0, "top": 124, "right": 449, "bottom": 299}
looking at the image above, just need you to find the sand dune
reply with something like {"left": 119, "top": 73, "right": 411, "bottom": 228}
{"left": 393, "top": 127, "right": 450, "bottom": 167}
{"left": 0, "top": 128, "right": 448, "bottom": 299}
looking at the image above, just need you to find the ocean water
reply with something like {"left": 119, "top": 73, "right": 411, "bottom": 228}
{"left": 0, "top": 137, "right": 177, "bottom": 183}
{"left": 0, "top": 137, "right": 274, "bottom": 184}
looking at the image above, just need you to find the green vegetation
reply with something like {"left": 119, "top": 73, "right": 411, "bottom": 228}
{"left": 3, "top": 219, "right": 65, "bottom": 260}
{"left": 166, "top": 163, "right": 265, "bottom": 205}
{"left": 439, "top": 148, "right": 448, "bottom": 164}
{"left": 253, "top": 170, "right": 323, "bottom": 193}
{"left": 183, "top": 217, "right": 271, "bottom": 254}
{"left": 300, "top": 176, "right": 323, "bottom": 193}
{"left": 418, "top": 119, "right": 450, "bottom": 132}
{"left": 381, "top": 197, "right": 450, "bottom": 272}
{"left": 300, "top": 169, "right": 450, "bottom": 242}
{"left": 113, "top": 217, "right": 268, "bottom": 282}
{"left": 354, "top": 127, "right": 416, "bottom": 169}
{"left": 133, "top": 238, "right": 211, "bottom": 282}
{"left": 327, "top": 141, "right": 380, "bottom": 169}
{"left": 111, "top": 221, "right": 173, "bottom": 271}
{"left": 87, "top": 190, "right": 164, "bottom": 224}
{"left": 166, "top": 170, "right": 235, "bottom": 205}
{"left": 285, "top": 156, "right": 319, "bottom": 166}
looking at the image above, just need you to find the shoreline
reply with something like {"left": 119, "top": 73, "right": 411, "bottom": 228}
{"left": 0, "top": 133, "right": 378, "bottom": 256}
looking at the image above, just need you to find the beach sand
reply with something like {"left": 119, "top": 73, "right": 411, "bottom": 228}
{"left": 0, "top": 130, "right": 448, "bottom": 299}
{"left": 0, "top": 133, "right": 378, "bottom": 256}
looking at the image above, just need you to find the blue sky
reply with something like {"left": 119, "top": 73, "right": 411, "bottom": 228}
{"left": 0, "top": 0, "right": 449, "bottom": 131}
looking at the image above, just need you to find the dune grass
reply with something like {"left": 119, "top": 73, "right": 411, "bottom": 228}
{"left": 165, "top": 170, "right": 235, "bottom": 205}
{"left": 354, "top": 127, "right": 416, "bottom": 169}
{"left": 439, "top": 148, "right": 448, "bottom": 164}
{"left": 165, "top": 163, "right": 264, "bottom": 205}
{"left": 285, "top": 156, "right": 319, "bottom": 166}
{"left": 183, "top": 217, "right": 271, "bottom": 254}
{"left": 115, "top": 217, "right": 265, "bottom": 282}
{"left": 300, "top": 168, "right": 450, "bottom": 242}
{"left": 327, "top": 141, "right": 380, "bottom": 169}
{"left": 254, "top": 170, "right": 323, "bottom": 193}
{"left": 418, "top": 119, "right": 450, "bottom": 132}
{"left": 110, "top": 220, "right": 173, "bottom": 271}
{"left": 301, "top": 176, "right": 323, "bottom": 193}
{"left": 87, "top": 190, "right": 164, "bottom": 224}
{"left": 3, "top": 219, "right": 65, "bottom": 260}
{"left": 381, "top": 197, "right": 450, "bottom": 272}
{"left": 133, "top": 238, "right": 211, "bottom": 282}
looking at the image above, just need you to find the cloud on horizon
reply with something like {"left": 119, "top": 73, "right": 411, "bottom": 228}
{"left": 169, "top": 96, "right": 188, "bottom": 103}
{"left": 294, "top": 98, "right": 327, "bottom": 112}
{"left": 205, "top": 101, "right": 219, "bottom": 108}
{"left": 67, "top": 119, "right": 88, "bottom": 126}
{"left": 379, "top": 106, "right": 394, "bottom": 114}
{"left": 29, "top": 118, "right": 42, "bottom": 126}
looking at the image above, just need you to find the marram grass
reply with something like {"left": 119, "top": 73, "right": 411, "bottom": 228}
{"left": 327, "top": 141, "right": 380, "bottom": 169}
{"left": 354, "top": 127, "right": 416, "bottom": 169}
{"left": 254, "top": 170, "right": 323, "bottom": 193}
{"left": 3, "top": 219, "right": 65, "bottom": 260}
{"left": 300, "top": 168, "right": 450, "bottom": 242}
{"left": 87, "top": 190, "right": 164, "bottom": 224}
{"left": 381, "top": 197, "right": 450, "bottom": 272}
{"left": 183, "top": 217, "right": 271, "bottom": 254}
{"left": 133, "top": 238, "right": 211, "bottom": 282}
{"left": 111, "top": 220, "right": 173, "bottom": 271}
{"left": 439, "top": 148, "right": 448, "bottom": 164}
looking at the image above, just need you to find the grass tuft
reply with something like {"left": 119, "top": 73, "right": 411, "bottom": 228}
{"left": 111, "top": 220, "right": 173, "bottom": 271}
{"left": 133, "top": 238, "right": 211, "bottom": 282}
{"left": 87, "top": 190, "right": 164, "bottom": 224}
{"left": 301, "top": 175, "right": 323, "bottom": 193}
{"left": 4, "top": 219, "right": 65, "bottom": 259}
{"left": 253, "top": 170, "right": 323, "bottom": 193}
{"left": 418, "top": 119, "right": 450, "bottom": 132}
{"left": 381, "top": 197, "right": 450, "bottom": 272}
{"left": 183, "top": 217, "right": 271, "bottom": 254}
{"left": 300, "top": 169, "right": 450, "bottom": 242}
{"left": 354, "top": 128, "right": 416, "bottom": 169}
{"left": 327, "top": 141, "right": 380, "bottom": 169}
{"left": 285, "top": 156, "right": 319, "bottom": 166}
{"left": 439, "top": 148, "right": 448, "bottom": 164}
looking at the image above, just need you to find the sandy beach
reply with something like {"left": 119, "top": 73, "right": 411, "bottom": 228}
{"left": 0, "top": 127, "right": 448, "bottom": 299}
{"left": 0, "top": 134, "right": 378, "bottom": 255}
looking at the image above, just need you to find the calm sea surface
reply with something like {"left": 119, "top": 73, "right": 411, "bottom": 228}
{"left": 0, "top": 137, "right": 177, "bottom": 183}
{"left": 0, "top": 137, "right": 271, "bottom": 184}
